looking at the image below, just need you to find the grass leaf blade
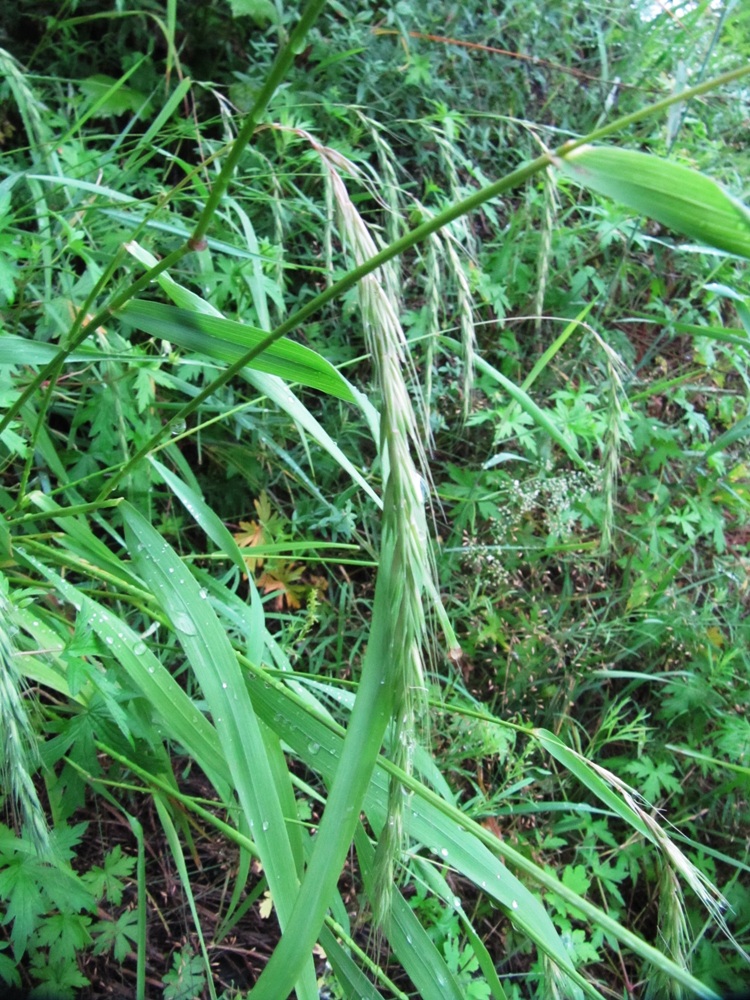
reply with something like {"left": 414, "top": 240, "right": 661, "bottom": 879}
{"left": 558, "top": 145, "right": 750, "bottom": 258}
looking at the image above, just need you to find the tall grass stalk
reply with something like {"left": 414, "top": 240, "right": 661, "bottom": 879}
{"left": 0, "top": 590, "right": 50, "bottom": 858}
{"left": 323, "top": 150, "right": 433, "bottom": 922}
{"left": 248, "top": 135, "right": 437, "bottom": 997}
{"left": 646, "top": 863, "right": 690, "bottom": 1000}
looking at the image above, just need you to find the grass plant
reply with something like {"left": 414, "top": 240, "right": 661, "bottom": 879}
{"left": 0, "top": 2, "right": 749, "bottom": 997}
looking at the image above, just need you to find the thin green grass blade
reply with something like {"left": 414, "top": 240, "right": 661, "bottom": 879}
{"left": 317, "top": 925, "right": 388, "bottom": 1000}
{"left": 60, "top": 56, "right": 151, "bottom": 143}
{"left": 121, "top": 78, "right": 192, "bottom": 174}
{"left": 120, "top": 502, "right": 319, "bottom": 1000}
{"left": 483, "top": 303, "right": 596, "bottom": 462}
{"left": 534, "top": 729, "right": 651, "bottom": 839}
{"left": 702, "top": 412, "right": 750, "bottom": 461}
{"left": 224, "top": 196, "right": 273, "bottom": 328}
{"left": 558, "top": 145, "right": 750, "bottom": 258}
{"left": 106, "top": 210, "right": 277, "bottom": 260}
{"left": 520, "top": 302, "right": 595, "bottom": 392}
{"left": 119, "top": 299, "right": 356, "bottom": 401}
{"left": 624, "top": 314, "right": 750, "bottom": 350}
{"left": 459, "top": 913, "right": 509, "bottom": 1000}
{"left": 667, "top": 743, "right": 750, "bottom": 779}
{"left": 148, "top": 457, "right": 252, "bottom": 579}
{"left": 153, "top": 795, "right": 218, "bottom": 1000}
{"left": 442, "top": 336, "right": 589, "bottom": 470}
{"left": 127, "top": 815, "right": 147, "bottom": 1000}
{"left": 27, "top": 174, "right": 141, "bottom": 205}
{"left": 241, "top": 664, "right": 721, "bottom": 1000}
{"left": 0, "top": 333, "right": 124, "bottom": 365}
{"left": 353, "top": 826, "right": 466, "bottom": 1000}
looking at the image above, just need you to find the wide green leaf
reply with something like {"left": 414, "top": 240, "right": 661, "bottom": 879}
{"left": 123, "top": 240, "right": 382, "bottom": 506}
{"left": 119, "top": 298, "right": 356, "bottom": 401}
{"left": 558, "top": 145, "right": 750, "bottom": 259}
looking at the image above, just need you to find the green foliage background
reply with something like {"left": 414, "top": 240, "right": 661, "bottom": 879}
{"left": 0, "top": 1, "right": 749, "bottom": 998}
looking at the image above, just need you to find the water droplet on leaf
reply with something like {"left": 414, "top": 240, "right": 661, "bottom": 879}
{"left": 172, "top": 611, "right": 197, "bottom": 635}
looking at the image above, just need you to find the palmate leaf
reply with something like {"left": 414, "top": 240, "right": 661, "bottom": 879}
{"left": 557, "top": 145, "right": 750, "bottom": 259}
{"left": 0, "top": 858, "right": 47, "bottom": 960}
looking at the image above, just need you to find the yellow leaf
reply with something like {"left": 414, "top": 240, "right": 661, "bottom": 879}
{"left": 259, "top": 890, "right": 274, "bottom": 920}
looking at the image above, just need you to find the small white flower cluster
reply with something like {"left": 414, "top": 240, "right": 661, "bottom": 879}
{"left": 461, "top": 467, "right": 601, "bottom": 589}
{"left": 540, "top": 468, "right": 598, "bottom": 538}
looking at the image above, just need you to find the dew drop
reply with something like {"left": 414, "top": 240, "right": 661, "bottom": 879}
{"left": 222, "top": 682, "right": 228, "bottom": 689}
{"left": 172, "top": 611, "right": 197, "bottom": 635}
{"left": 511, "top": 899, "right": 519, "bottom": 910}
{"left": 132, "top": 641, "right": 147, "bottom": 655}
{"left": 262, "top": 821, "right": 270, "bottom": 832}
{"left": 308, "top": 741, "right": 320, "bottom": 755}
{"left": 199, "top": 588, "right": 208, "bottom": 599}
{"left": 440, "top": 848, "right": 448, "bottom": 858}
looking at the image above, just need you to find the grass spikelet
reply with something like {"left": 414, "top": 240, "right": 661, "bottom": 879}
{"left": 308, "top": 138, "right": 434, "bottom": 925}
{"left": 360, "top": 113, "right": 405, "bottom": 255}
{"left": 0, "top": 587, "right": 50, "bottom": 857}
{"left": 411, "top": 203, "right": 476, "bottom": 423}
{"left": 585, "top": 755, "right": 745, "bottom": 961}
{"left": 0, "top": 47, "right": 52, "bottom": 158}
{"left": 443, "top": 232, "right": 476, "bottom": 420}
{"left": 589, "top": 331, "right": 632, "bottom": 555}
{"left": 533, "top": 167, "right": 558, "bottom": 340}
{"left": 645, "top": 863, "right": 690, "bottom": 1000}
